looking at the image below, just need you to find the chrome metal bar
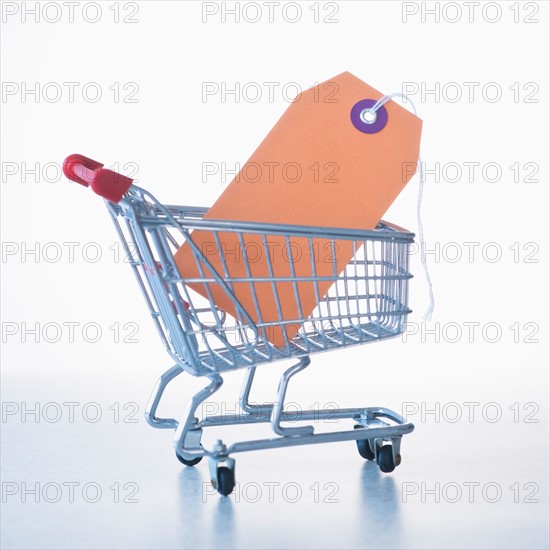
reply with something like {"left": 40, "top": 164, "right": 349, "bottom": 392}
{"left": 173, "top": 374, "right": 224, "bottom": 460}
{"left": 144, "top": 364, "right": 184, "bottom": 429}
{"left": 239, "top": 367, "right": 273, "bottom": 415}
{"left": 223, "top": 422, "right": 414, "bottom": 456}
{"left": 198, "top": 406, "right": 408, "bottom": 428}
{"left": 270, "top": 357, "right": 314, "bottom": 436}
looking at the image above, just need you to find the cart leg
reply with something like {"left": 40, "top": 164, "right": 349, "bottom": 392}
{"left": 239, "top": 367, "right": 273, "bottom": 416}
{"left": 271, "top": 357, "right": 314, "bottom": 436}
{"left": 145, "top": 364, "right": 183, "bottom": 429}
{"left": 173, "top": 374, "right": 223, "bottom": 463}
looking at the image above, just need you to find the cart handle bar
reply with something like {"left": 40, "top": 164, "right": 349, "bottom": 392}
{"left": 63, "top": 154, "right": 133, "bottom": 203}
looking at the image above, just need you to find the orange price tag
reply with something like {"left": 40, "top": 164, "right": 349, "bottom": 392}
{"left": 175, "top": 71, "right": 422, "bottom": 347}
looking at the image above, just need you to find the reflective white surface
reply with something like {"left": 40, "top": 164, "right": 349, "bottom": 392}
{"left": 2, "top": 359, "right": 549, "bottom": 549}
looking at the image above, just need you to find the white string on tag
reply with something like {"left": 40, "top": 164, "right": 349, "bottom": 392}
{"left": 368, "top": 93, "right": 435, "bottom": 321}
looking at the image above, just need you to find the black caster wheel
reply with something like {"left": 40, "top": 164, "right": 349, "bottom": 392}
{"left": 356, "top": 439, "right": 375, "bottom": 460}
{"left": 377, "top": 445, "right": 396, "bottom": 473}
{"left": 176, "top": 452, "right": 203, "bottom": 467}
{"left": 354, "top": 425, "right": 375, "bottom": 460}
{"left": 215, "top": 466, "right": 236, "bottom": 496}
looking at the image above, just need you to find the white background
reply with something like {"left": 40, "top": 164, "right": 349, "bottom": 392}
{"left": 1, "top": 1, "right": 549, "bottom": 549}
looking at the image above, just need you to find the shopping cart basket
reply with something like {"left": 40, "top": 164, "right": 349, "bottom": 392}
{"left": 63, "top": 154, "right": 415, "bottom": 496}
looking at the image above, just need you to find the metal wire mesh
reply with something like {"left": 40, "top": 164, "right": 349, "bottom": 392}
{"left": 108, "top": 186, "right": 413, "bottom": 376}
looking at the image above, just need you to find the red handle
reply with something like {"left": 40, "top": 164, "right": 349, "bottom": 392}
{"left": 63, "top": 154, "right": 133, "bottom": 202}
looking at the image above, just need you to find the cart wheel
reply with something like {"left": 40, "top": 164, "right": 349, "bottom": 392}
{"left": 356, "top": 438, "right": 375, "bottom": 460}
{"left": 354, "top": 425, "right": 375, "bottom": 460}
{"left": 215, "top": 466, "right": 236, "bottom": 496}
{"left": 176, "top": 452, "right": 203, "bottom": 467}
{"left": 377, "top": 445, "right": 396, "bottom": 473}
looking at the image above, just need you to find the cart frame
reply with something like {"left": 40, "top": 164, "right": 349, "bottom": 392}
{"left": 63, "top": 155, "right": 415, "bottom": 496}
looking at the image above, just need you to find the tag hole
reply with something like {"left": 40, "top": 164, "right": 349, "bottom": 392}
{"left": 360, "top": 109, "right": 377, "bottom": 124}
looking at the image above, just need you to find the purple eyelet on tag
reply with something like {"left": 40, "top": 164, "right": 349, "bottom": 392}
{"left": 350, "top": 98, "right": 388, "bottom": 134}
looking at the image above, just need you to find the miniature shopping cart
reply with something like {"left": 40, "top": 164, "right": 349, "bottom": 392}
{"left": 63, "top": 154, "right": 415, "bottom": 496}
